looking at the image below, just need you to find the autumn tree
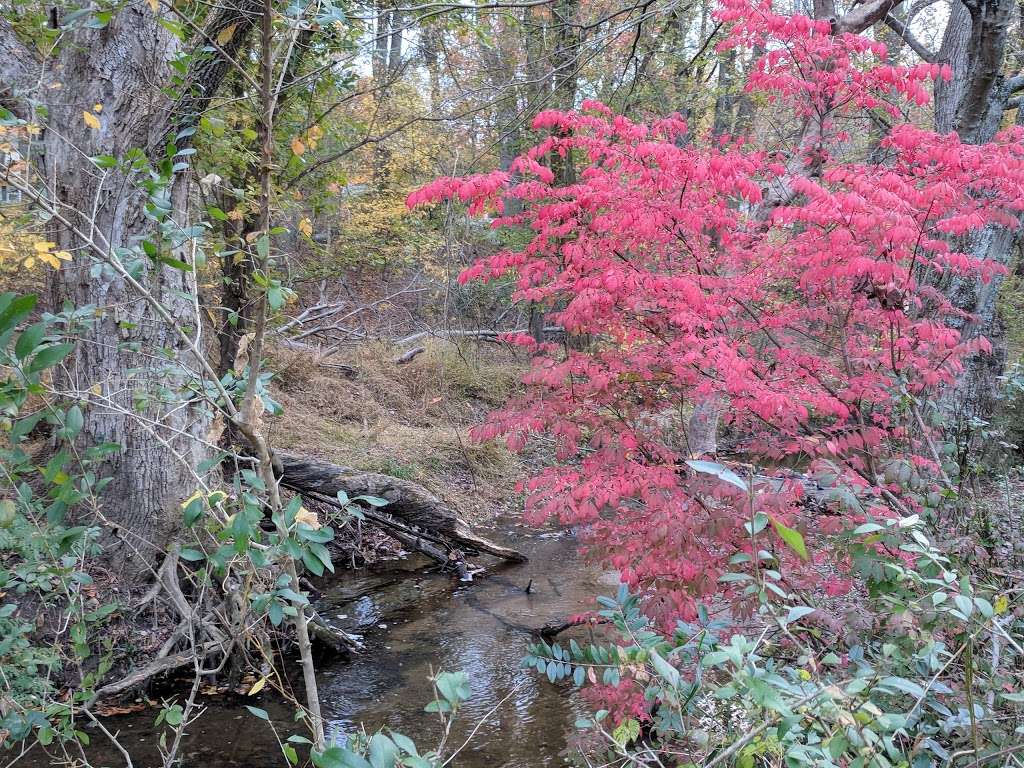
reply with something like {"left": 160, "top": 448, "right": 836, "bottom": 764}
{"left": 411, "top": 0, "right": 1024, "bottom": 622}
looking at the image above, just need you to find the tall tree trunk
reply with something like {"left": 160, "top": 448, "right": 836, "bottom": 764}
{"left": 933, "top": 0, "right": 1020, "bottom": 444}
{"left": 44, "top": 9, "right": 210, "bottom": 577}
{"left": 2, "top": 4, "right": 257, "bottom": 580}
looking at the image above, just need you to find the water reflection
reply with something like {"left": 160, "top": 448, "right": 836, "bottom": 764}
{"left": 18, "top": 524, "right": 609, "bottom": 767}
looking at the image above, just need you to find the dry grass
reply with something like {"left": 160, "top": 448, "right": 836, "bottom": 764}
{"left": 265, "top": 339, "right": 525, "bottom": 523}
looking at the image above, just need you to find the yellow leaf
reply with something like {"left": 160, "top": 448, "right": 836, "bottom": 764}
{"left": 89, "top": 383, "right": 102, "bottom": 396}
{"left": 995, "top": 594, "right": 1009, "bottom": 615}
{"left": 82, "top": 111, "right": 100, "bottom": 130}
{"left": 216, "top": 23, "right": 238, "bottom": 46}
{"left": 23, "top": 256, "right": 35, "bottom": 269}
{"left": 298, "top": 217, "right": 312, "bottom": 237}
{"left": 290, "top": 137, "right": 305, "bottom": 156}
{"left": 93, "top": 103, "right": 102, "bottom": 113}
{"left": 33, "top": 240, "right": 56, "bottom": 253}
{"left": 247, "top": 676, "right": 267, "bottom": 696}
{"left": 147, "top": 0, "right": 158, "bottom": 10}
{"left": 54, "top": 250, "right": 71, "bottom": 261}
{"left": 295, "top": 506, "right": 320, "bottom": 530}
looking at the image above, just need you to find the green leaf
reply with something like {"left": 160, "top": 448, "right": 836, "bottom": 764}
{"left": 368, "top": 733, "right": 400, "bottom": 768}
{"left": 207, "top": 206, "right": 229, "bottom": 221}
{"left": 29, "top": 343, "right": 74, "bottom": 373}
{"left": 649, "top": 648, "right": 680, "bottom": 688}
{"left": 612, "top": 718, "right": 640, "bottom": 745}
{"left": 953, "top": 594, "right": 974, "bottom": 617}
{"left": 312, "top": 747, "right": 373, "bottom": 768}
{"left": 355, "top": 495, "right": 389, "bottom": 507}
{"left": 878, "top": 676, "right": 925, "bottom": 698}
{"left": 770, "top": 517, "right": 808, "bottom": 561}
{"left": 163, "top": 706, "right": 183, "bottom": 726}
{"left": 573, "top": 666, "right": 585, "bottom": 687}
{"left": 63, "top": 405, "right": 84, "bottom": 440}
{"left": 0, "top": 293, "right": 36, "bottom": 336}
{"left": 183, "top": 497, "right": 204, "bottom": 527}
{"left": 244, "top": 705, "right": 269, "bottom": 721}
{"left": 15, "top": 321, "right": 47, "bottom": 360}
{"left": 852, "top": 522, "right": 885, "bottom": 535}
{"left": 785, "top": 606, "right": 816, "bottom": 624}
{"left": 389, "top": 731, "right": 418, "bottom": 757}
{"left": 436, "top": 671, "right": 471, "bottom": 703}
{"left": 686, "top": 460, "right": 748, "bottom": 492}
{"left": 179, "top": 548, "right": 206, "bottom": 562}
{"left": 302, "top": 548, "right": 325, "bottom": 576}
{"left": 268, "top": 286, "right": 285, "bottom": 310}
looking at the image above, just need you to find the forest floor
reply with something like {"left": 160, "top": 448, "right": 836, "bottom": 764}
{"left": 265, "top": 339, "right": 533, "bottom": 553}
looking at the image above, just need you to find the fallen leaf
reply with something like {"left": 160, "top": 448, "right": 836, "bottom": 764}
{"left": 82, "top": 111, "right": 100, "bottom": 130}
{"left": 290, "top": 136, "right": 306, "bottom": 156}
{"left": 298, "top": 217, "right": 312, "bottom": 237}
{"left": 247, "top": 676, "right": 267, "bottom": 696}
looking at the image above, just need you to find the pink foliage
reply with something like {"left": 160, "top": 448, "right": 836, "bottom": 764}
{"left": 409, "top": 0, "right": 1024, "bottom": 625}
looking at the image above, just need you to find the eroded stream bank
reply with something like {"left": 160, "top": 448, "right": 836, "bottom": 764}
{"left": 30, "top": 524, "right": 609, "bottom": 768}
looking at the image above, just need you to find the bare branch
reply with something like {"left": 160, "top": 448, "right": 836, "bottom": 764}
{"left": 835, "top": 0, "right": 904, "bottom": 34}
{"left": 883, "top": 13, "right": 937, "bottom": 62}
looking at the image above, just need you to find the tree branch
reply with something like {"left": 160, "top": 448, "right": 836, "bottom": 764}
{"left": 167, "top": 0, "right": 263, "bottom": 141}
{"left": 883, "top": 13, "right": 936, "bottom": 62}
{"left": 835, "top": 0, "right": 904, "bottom": 34}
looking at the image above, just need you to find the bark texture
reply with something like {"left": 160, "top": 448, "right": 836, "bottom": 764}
{"left": 932, "top": 0, "right": 1021, "bottom": 440}
{"left": 1, "top": 3, "right": 259, "bottom": 577}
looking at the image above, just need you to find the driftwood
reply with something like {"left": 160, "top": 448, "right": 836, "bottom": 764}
{"left": 86, "top": 640, "right": 223, "bottom": 706}
{"left": 276, "top": 453, "right": 527, "bottom": 563}
{"left": 392, "top": 346, "right": 426, "bottom": 364}
{"left": 397, "top": 326, "right": 564, "bottom": 347}
{"left": 305, "top": 489, "right": 475, "bottom": 579}
{"left": 309, "top": 611, "right": 364, "bottom": 653}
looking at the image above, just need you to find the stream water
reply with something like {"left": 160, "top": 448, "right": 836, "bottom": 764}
{"left": 27, "top": 524, "right": 610, "bottom": 767}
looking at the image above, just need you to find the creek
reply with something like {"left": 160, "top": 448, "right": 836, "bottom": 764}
{"left": 31, "top": 523, "right": 611, "bottom": 767}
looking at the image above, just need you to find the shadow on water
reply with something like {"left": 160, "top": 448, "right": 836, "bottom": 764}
{"left": 23, "top": 524, "right": 613, "bottom": 768}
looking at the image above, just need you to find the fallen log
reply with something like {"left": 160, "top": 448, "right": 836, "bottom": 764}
{"left": 305, "top": 489, "right": 475, "bottom": 579}
{"left": 392, "top": 346, "right": 426, "bottom": 364}
{"left": 276, "top": 453, "right": 527, "bottom": 563}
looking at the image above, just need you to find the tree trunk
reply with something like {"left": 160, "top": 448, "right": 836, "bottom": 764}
{"left": 2, "top": 3, "right": 258, "bottom": 579}
{"left": 934, "top": 0, "right": 1020, "bottom": 441}
{"left": 40, "top": 9, "right": 211, "bottom": 577}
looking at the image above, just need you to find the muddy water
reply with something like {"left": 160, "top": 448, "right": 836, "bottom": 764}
{"left": 31, "top": 525, "right": 610, "bottom": 767}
